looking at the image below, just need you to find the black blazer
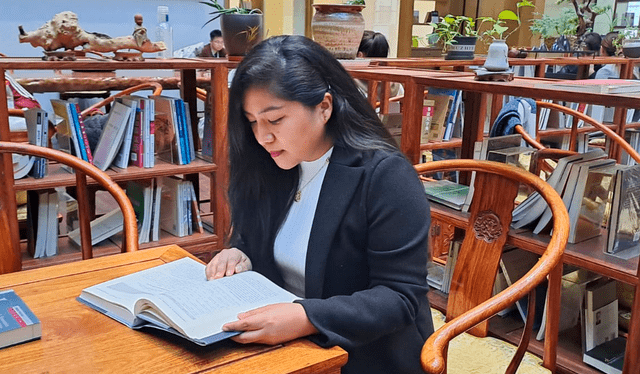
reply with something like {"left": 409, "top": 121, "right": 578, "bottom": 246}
{"left": 235, "top": 145, "right": 433, "bottom": 374}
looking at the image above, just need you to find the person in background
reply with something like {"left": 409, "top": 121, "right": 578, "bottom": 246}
{"left": 196, "top": 29, "right": 226, "bottom": 57}
{"left": 595, "top": 32, "right": 621, "bottom": 79}
{"left": 357, "top": 30, "right": 389, "bottom": 58}
{"left": 355, "top": 30, "right": 404, "bottom": 100}
{"left": 204, "top": 35, "right": 433, "bottom": 374}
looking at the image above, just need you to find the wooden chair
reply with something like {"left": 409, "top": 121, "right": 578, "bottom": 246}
{"left": 416, "top": 160, "right": 569, "bottom": 374}
{"left": 0, "top": 141, "right": 138, "bottom": 275}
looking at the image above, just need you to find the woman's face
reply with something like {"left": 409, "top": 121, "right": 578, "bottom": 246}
{"left": 244, "top": 87, "right": 333, "bottom": 170}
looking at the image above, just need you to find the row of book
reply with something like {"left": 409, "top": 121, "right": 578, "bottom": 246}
{"left": 512, "top": 148, "right": 640, "bottom": 258}
{"left": 66, "top": 176, "right": 203, "bottom": 248}
{"left": 13, "top": 94, "right": 197, "bottom": 179}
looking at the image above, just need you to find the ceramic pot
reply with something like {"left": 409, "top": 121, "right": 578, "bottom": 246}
{"left": 220, "top": 13, "right": 263, "bottom": 57}
{"left": 623, "top": 38, "right": 640, "bottom": 58}
{"left": 483, "top": 39, "right": 510, "bottom": 71}
{"left": 311, "top": 4, "right": 365, "bottom": 59}
{"left": 445, "top": 36, "right": 477, "bottom": 60}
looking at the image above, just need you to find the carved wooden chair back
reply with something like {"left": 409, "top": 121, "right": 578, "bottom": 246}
{"left": 416, "top": 160, "right": 569, "bottom": 374}
{"left": 0, "top": 141, "right": 138, "bottom": 275}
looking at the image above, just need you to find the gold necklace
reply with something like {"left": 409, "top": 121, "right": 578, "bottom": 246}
{"left": 294, "top": 158, "right": 330, "bottom": 202}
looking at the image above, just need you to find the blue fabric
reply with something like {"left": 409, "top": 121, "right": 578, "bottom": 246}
{"left": 490, "top": 98, "right": 537, "bottom": 137}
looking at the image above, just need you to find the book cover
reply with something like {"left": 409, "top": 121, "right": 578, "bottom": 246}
{"left": 567, "top": 159, "right": 616, "bottom": 243}
{"left": 423, "top": 93, "right": 452, "bottom": 143}
{"left": 606, "top": 164, "right": 640, "bottom": 257}
{"left": 583, "top": 336, "right": 625, "bottom": 374}
{"left": 24, "top": 108, "right": 46, "bottom": 179}
{"left": 422, "top": 179, "right": 469, "bottom": 210}
{"left": 67, "top": 209, "right": 124, "bottom": 247}
{"left": 111, "top": 97, "right": 139, "bottom": 170}
{"left": 584, "top": 278, "right": 618, "bottom": 352}
{"left": 0, "top": 289, "right": 41, "bottom": 349}
{"left": 126, "top": 180, "right": 154, "bottom": 244}
{"left": 77, "top": 257, "right": 297, "bottom": 346}
{"left": 92, "top": 101, "right": 133, "bottom": 171}
{"left": 159, "top": 176, "right": 186, "bottom": 237}
{"left": 151, "top": 96, "right": 182, "bottom": 165}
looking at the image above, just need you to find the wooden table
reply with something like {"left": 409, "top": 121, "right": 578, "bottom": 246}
{"left": 0, "top": 245, "right": 347, "bottom": 373}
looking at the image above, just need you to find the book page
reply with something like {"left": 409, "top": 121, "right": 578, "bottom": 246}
{"left": 82, "top": 257, "right": 297, "bottom": 340}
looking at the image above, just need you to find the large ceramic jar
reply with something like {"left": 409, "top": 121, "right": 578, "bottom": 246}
{"left": 311, "top": 4, "right": 365, "bottom": 59}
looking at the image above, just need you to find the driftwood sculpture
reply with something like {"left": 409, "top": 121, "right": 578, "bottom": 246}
{"left": 18, "top": 11, "right": 165, "bottom": 54}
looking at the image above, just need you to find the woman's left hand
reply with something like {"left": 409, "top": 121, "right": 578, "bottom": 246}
{"left": 222, "top": 303, "right": 318, "bottom": 345}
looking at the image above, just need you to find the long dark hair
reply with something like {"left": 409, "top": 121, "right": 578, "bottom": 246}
{"left": 226, "top": 35, "right": 396, "bottom": 255}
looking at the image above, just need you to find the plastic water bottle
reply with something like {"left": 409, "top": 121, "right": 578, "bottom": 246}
{"left": 155, "top": 6, "right": 173, "bottom": 58}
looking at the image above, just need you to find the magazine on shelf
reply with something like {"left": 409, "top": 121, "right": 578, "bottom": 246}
{"left": 77, "top": 257, "right": 298, "bottom": 346}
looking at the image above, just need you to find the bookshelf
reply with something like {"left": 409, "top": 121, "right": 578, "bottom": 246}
{"left": 346, "top": 64, "right": 640, "bottom": 374}
{"left": 0, "top": 57, "right": 236, "bottom": 269}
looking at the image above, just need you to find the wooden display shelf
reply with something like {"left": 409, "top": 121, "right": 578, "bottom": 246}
{"left": 20, "top": 229, "right": 219, "bottom": 272}
{"left": 13, "top": 158, "right": 216, "bottom": 191}
{"left": 428, "top": 289, "right": 602, "bottom": 374}
{"left": 430, "top": 203, "right": 640, "bottom": 285}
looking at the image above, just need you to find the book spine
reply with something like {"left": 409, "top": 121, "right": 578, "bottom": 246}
{"left": 28, "top": 110, "right": 44, "bottom": 179}
{"left": 148, "top": 99, "right": 155, "bottom": 168}
{"left": 74, "top": 103, "right": 93, "bottom": 164}
{"left": 176, "top": 100, "right": 189, "bottom": 164}
{"left": 69, "top": 103, "right": 89, "bottom": 162}
{"left": 130, "top": 109, "right": 144, "bottom": 168}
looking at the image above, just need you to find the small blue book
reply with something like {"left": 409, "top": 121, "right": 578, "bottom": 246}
{"left": 0, "top": 289, "right": 41, "bottom": 349}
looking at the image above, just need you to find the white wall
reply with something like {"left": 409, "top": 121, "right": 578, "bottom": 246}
{"left": 1, "top": 0, "right": 217, "bottom": 58}
{"left": 2, "top": 1, "right": 217, "bottom": 111}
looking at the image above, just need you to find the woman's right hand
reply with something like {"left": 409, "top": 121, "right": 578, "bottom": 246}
{"left": 205, "top": 248, "right": 252, "bottom": 280}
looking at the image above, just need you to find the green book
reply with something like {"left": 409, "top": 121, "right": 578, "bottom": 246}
{"left": 422, "top": 179, "right": 469, "bottom": 210}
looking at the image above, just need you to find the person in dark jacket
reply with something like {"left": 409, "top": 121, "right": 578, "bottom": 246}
{"left": 196, "top": 29, "right": 226, "bottom": 57}
{"left": 204, "top": 35, "right": 433, "bottom": 374}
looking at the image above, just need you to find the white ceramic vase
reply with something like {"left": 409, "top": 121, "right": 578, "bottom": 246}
{"left": 483, "top": 39, "right": 510, "bottom": 71}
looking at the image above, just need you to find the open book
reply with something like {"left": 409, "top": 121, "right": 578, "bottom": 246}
{"left": 77, "top": 257, "right": 298, "bottom": 346}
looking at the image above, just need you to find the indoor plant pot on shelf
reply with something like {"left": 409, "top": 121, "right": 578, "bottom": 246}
{"left": 200, "top": 0, "right": 263, "bottom": 58}
{"left": 429, "top": 15, "right": 478, "bottom": 60}
{"left": 311, "top": 3, "right": 365, "bottom": 60}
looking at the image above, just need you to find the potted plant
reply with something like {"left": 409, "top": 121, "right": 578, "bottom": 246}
{"left": 428, "top": 15, "right": 478, "bottom": 60}
{"left": 614, "top": 28, "right": 640, "bottom": 58}
{"left": 477, "top": 0, "right": 534, "bottom": 71}
{"left": 311, "top": 0, "right": 366, "bottom": 59}
{"left": 200, "top": 0, "right": 263, "bottom": 58}
{"left": 529, "top": 13, "right": 561, "bottom": 49}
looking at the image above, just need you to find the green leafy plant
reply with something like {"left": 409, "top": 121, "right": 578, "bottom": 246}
{"left": 200, "top": 0, "right": 262, "bottom": 27}
{"left": 613, "top": 27, "right": 638, "bottom": 51}
{"left": 345, "top": 0, "right": 365, "bottom": 5}
{"left": 428, "top": 15, "right": 478, "bottom": 52}
{"left": 529, "top": 12, "right": 561, "bottom": 39}
{"left": 477, "top": 0, "right": 534, "bottom": 43}
{"left": 556, "top": 0, "right": 610, "bottom": 36}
